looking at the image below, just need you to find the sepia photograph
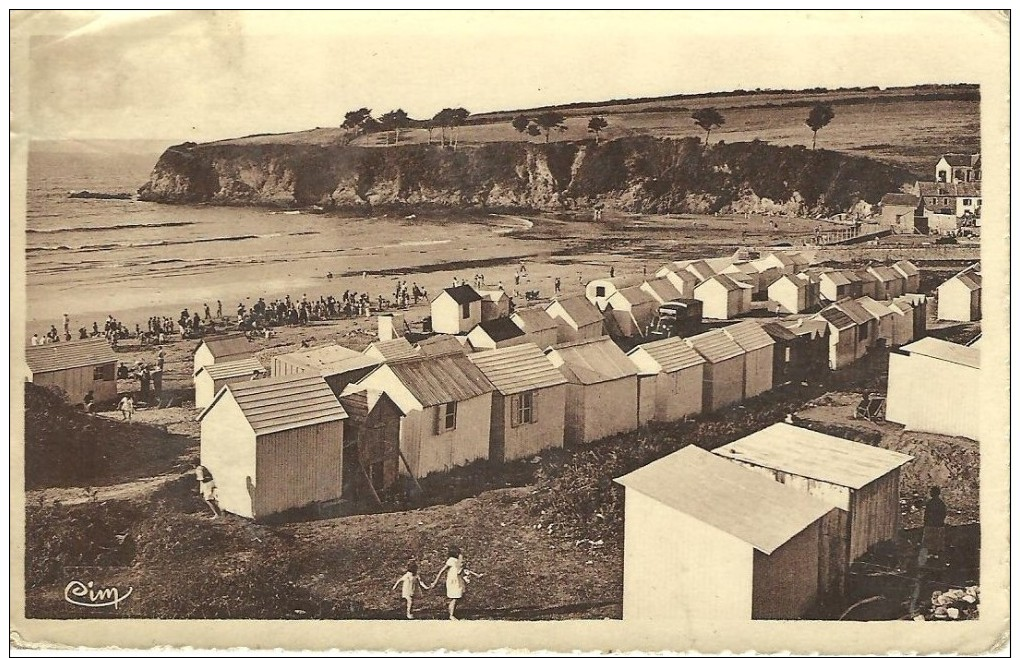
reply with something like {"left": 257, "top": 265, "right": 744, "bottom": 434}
{"left": 9, "top": 9, "right": 1009, "bottom": 653}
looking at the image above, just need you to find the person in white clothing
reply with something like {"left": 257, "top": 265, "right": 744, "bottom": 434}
{"left": 431, "top": 546, "right": 484, "bottom": 620}
{"left": 31, "top": 334, "right": 39, "bottom": 346}
{"left": 391, "top": 559, "right": 430, "bottom": 619}
{"left": 118, "top": 394, "right": 134, "bottom": 421}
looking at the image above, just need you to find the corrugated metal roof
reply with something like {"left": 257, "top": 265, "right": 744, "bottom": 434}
{"left": 25, "top": 338, "right": 117, "bottom": 374}
{"left": 835, "top": 299, "right": 874, "bottom": 326}
{"left": 641, "top": 278, "right": 683, "bottom": 303}
{"left": 416, "top": 334, "right": 467, "bottom": 357}
{"left": 199, "top": 357, "right": 267, "bottom": 380}
{"left": 442, "top": 284, "right": 483, "bottom": 304}
{"left": 471, "top": 317, "right": 526, "bottom": 342}
{"left": 685, "top": 329, "right": 745, "bottom": 363}
{"left": 198, "top": 334, "right": 253, "bottom": 358}
{"left": 275, "top": 344, "right": 381, "bottom": 376}
{"left": 723, "top": 320, "right": 776, "bottom": 352}
{"left": 615, "top": 446, "right": 835, "bottom": 554}
{"left": 388, "top": 354, "right": 494, "bottom": 406}
{"left": 818, "top": 306, "right": 856, "bottom": 331}
{"left": 468, "top": 343, "right": 568, "bottom": 395}
{"left": 713, "top": 423, "right": 914, "bottom": 490}
{"left": 365, "top": 337, "right": 419, "bottom": 361}
{"left": 857, "top": 296, "right": 894, "bottom": 319}
{"left": 893, "top": 260, "right": 920, "bottom": 277}
{"left": 902, "top": 337, "right": 980, "bottom": 369}
{"left": 511, "top": 308, "right": 558, "bottom": 333}
{"left": 547, "top": 295, "right": 604, "bottom": 328}
{"left": 629, "top": 337, "right": 706, "bottom": 373}
{"left": 547, "top": 336, "right": 638, "bottom": 385}
{"left": 199, "top": 373, "right": 348, "bottom": 435}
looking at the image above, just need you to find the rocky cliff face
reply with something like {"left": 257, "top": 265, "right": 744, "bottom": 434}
{"left": 138, "top": 136, "right": 913, "bottom": 216}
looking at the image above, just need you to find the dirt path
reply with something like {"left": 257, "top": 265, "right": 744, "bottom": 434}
{"left": 27, "top": 473, "right": 185, "bottom": 507}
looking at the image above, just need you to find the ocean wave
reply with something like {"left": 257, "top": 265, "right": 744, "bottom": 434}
{"left": 26, "top": 220, "right": 196, "bottom": 234}
{"left": 27, "top": 233, "right": 268, "bottom": 254}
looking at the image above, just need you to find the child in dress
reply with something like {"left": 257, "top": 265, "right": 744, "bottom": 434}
{"left": 392, "top": 560, "right": 430, "bottom": 619}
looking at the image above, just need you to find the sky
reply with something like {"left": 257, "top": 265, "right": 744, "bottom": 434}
{"left": 13, "top": 9, "right": 1005, "bottom": 143}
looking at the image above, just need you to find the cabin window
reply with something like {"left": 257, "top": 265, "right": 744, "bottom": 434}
{"left": 93, "top": 364, "right": 113, "bottom": 381}
{"left": 461, "top": 303, "right": 470, "bottom": 319}
{"left": 859, "top": 323, "right": 870, "bottom": 340}
{"left": 511, "top": 391, "right": 535, "bottom": 427}
{"left": 962, "top": 198, "right": 972, "bottom": 206}
{"left": 435, "top": 401, "right": 458, "bottom": 433}
{"left": 595, "top": 286, "right": 606, "bottom": 297}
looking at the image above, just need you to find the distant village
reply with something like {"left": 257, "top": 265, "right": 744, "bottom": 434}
{"left": 24, "top": 152, "right": 982, "bottom": 622}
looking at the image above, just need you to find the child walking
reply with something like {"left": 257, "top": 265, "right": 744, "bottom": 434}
{"left": 392, "top": 559, "right": 430, "bottom": 619}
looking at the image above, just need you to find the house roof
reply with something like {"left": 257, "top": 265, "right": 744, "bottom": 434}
{"left": 760, "top": 322, "right": 799, "bottom": 342}
{"left": 917, "top": 181, "right": 981, "bottom": 197}
{"left": 854, "top": 270, "right": 879, "bottom": 285}
{"left": 198, "top": 357, "right": 267, "bottom": 380}
{"left": 468, "top": 343, "right": 568, "bottom": 395}
{"left": 857, "top": 296, "right": 894, "bottom": 319}
{"left": 471, "top": 317, "right": 527, "bottom": 343}
{"left": 198, "top": 373, "right": 348, "bottom": 435}
{"left": 713, "top": 423, "right": 914, "bottom": 490}
{"left": 416, "top": 334, "right": 467, "bottom": 357}
{"left": 902, "top": 337, "right": 980, "bottom": 369}
{"left": 441, "top": 284, "right": 483, "bottom": 305}
{"left": 893, "top": 260, "right": 920, "bottom": 277}
{"left": 723, "top": 320, "right": 776, "bottom": 352}
{"left": 365, "top": 337, "right": 419, "bottom": 361}
{"left": 196, "top": 334, "right": 253, "bottom": 359}
{"left": 723, "top": 262, "right": 761, "bottom": 277}
{"left": 685, "top": 329, "right": 745, "bottom": 363}
{"left": 820, "top": 270, "right": 852, "bottom": 287}
{"left": 25, "top": 338, "right": 118, "bottom": 374}
{"left": 663, "top": 268, "right": 699, "bottom": 287}
{"left": 615, "top": 446, "right": 835, "bottom": 555}
{"left": 477, "top": 288, "right": 507, "bottom": 303}
{"left": 786, "top": 318, "right": 829, "bottom": 339}
{"left": 686, "top": 260, "right": 717, "bottom": 280}
{"left": 547, "top": 336, "right": 638, "bottom": 385}
{"left": 818, "top": 306, "right": 857, "bottom": 331}
{"left": 387, "top": 354, "right": 494, "bottom": 406}
{"left": 697, "top": 273, "right": 743, "bottom": 293}
{"left": 772, "top": 273, "right": 810, "bottom": 290}
{"left": 881, "top": 193, "right": 920, "bottom": 207}
{"left": 547, "top": 295, "right": 604, "bottom": 328}
{"left": 834, "top": 299, "right": 874, "bottom": 326}
{"left": 610, "top": 285, "right": 658, "bottom": 308}
{"left": 511, "top": 308, "right": 559, "bottom": 334}
{"left": 943, "top": 270, "right": 982, "bottom": 292}
{"left": 940, "top": 153, "right": 977, "bottom": 167}
{"left": 868, "top": 265, "right": 902, "bottom": 282}
{"left": 641, "top": 278, "right": 684, "bottom": 302}
{"left": 628, "top": 337, "right": 706, "bottom": 374}
{"left": 274, "top": 344, "right": 381, "bottom": 377}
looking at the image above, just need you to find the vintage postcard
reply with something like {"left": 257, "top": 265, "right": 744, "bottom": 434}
{"left": 9, "top": 9, "right": 1010, "bottom": 654}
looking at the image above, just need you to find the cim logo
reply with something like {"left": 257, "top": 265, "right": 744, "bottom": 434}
{"left": 64, "top": 580, "right": 133, "bottom": 609}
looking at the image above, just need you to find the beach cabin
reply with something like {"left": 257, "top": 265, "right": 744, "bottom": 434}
{"left": 762, "top": 319, "right": 829, "bottom": 386}
{"left": 885, "top": 299, "right": 916, "bottom": 347}
{"left": 468, "top": 344, "right": 568, "bottom": 463}
{"left": 685, "top": 330, "right": 746, "bottom": 412}
{"left": 655, "top": 266, "right": 699, "bottom": 298}
{"left": 722, "top": 320, "right": 775, "bottom": 399}
{"left": 363, "top": 337, "right": 419, "bottom": 362}
{"left": 640, "top": 278, "right": 685, "bottom": 305}
{"left": 857, "top": 296, "right": 896, "bottom": 347}
{"left": 603, "top": 286, "right": 659, "bottom": 338}
{"left": 627, "top": 337, "right": 706, "bottom": 424}
{"left": 896, "top": 293, "right": 929, "bottom": 339}
{"left": 194, "top": 357, "right": 267, "bottom": 409}
{"left": 272, "top": 344, "right": 382, "bottom": 397}
{"left": 376, "top": 313, "right": 408, "bottom": 342}
{"left": 545, "top": 295, "right": 605, "bottom": 343}
{"left": 752, "top": 251, "right": 797, "bottom": 275}
{"left": 818, "top": 270, "right": 860, "bottom": 302}
{"left": 198, "top": 374, "right": 347, "bottom": 520}
{"left": 416, "top": 334, "right": 469, "bottom": 357}
{"left": 866, "top": 265, "right": 906, "bottom": 300}
{"left": 25, "top": 338, "right": 119, "bottom": 404}
{"left": 892, "top": 260, "right": 921, "bottom": 294}
{"left": 722, "top": 262, "right": 767, "bottom": 298}
{"left": 854, "top": 270, "right": 881, "bottom": 300}
{"left": 768, "top": 274, "right": 815, "bottom": 314}
{"left": 616, "top": 446, "right": 840, "bottom": 621}
{"left": 193, "top": 334, "right": 253, "bottom": 377}
{"left": 477, "top": 288, "right": 511, "bottom": 322}
{"left": 814, "top": 300, "right": 877, "bottom": 371}
{"left": 509, "top": 308, "right": 559, "bottom": 350}
{"left": 466, "top": 317, "right": 529, "bottom": 351}
{"left": 714, "top": 423, "right": 913, "bottom": 565}
{"left": 585, "top": 276, "right": 640, "bottom": 311}
{"left": 343, "top": 353, "right": 494, "bottom": 478}
{"left": 545, "top": 337, "right": 640, "bottom": 444}
{"left": 886, "top": 337, "right": 980, "bottom": 440}
{"left": 431, "top": 285, "right": 483, "bottom": 334}
{"left": 936, "top": 269, "right": 981, "bottom": 321}
{"left": 338, "top": 389, "right": 403, "bottom": 501}
{"left": 694, "top": 274, "right": 753, "bottom": 320}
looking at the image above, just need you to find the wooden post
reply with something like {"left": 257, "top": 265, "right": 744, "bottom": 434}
{"left": 398, "top": 448, "right": 425, "bottom": 495}
{"left": 358, "top": 455, "right": 383, "bottom": 507}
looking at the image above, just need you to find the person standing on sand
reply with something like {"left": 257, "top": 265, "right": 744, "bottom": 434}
{"left": 431, "top": 546, "right": 484, "bottom": 620}
{"left": 609, "top": 266, "right": 615, "bottom": 278}
{"left": 118, "top": 394, "right": 134, "bottom": 421}
{"left": 554, "top": 278, "right": 561, "bottom": 295}
{"left": 392, "top": 559, "right": 430, "bottom": 619}
{"left": 923, "top": 485, "right": 948, "bottom": 562}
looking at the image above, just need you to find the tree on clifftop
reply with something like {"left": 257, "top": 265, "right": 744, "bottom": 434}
{"left": 535, "top": 111, "right": 567, "bottom": 143}
{"left": 691, "top": 107, "right": 725, "bottom": 147}
{"left": 449, "top": 107, "right": 470, "bottom": 150}
{"left": 587, "top": 116, "right": 608, "bottom": 144}
{"left": 379, "top": 109, "right": 410, "bottom": 144}
{"left": 805, "top": 103, "right": 836, "bottom": 150}
{"left": 342, "top": 108, "right": 373, "bottom": 136}
{"left": 511, "top": 114, "right": 531, "bottom": 134}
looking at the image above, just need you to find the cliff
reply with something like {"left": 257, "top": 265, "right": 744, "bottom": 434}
{"left": 138, "top": 136, "right": 914, "bottom": 216}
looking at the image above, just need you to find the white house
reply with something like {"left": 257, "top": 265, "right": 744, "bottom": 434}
{"left": 344, "top": 353, "right": 494, "bottom": 478}
{"left": 603, "top": 286, "right": 659, "bottom": 338}
{"left": 431, "top": 284, "right": 483, "bottom": 334}
{"left": 545, "top": 295, "right": 605, "bottom": 343}
{"left": 193, "top": 334, "right": 253, "bottom": 377}
{"left": 685, "top": 329, "right": 746, "bottom": 412}
{"left": 194, "top": 357, "right": 267, "bottom": 408}
{"left": 722, "top": 320, "right": 775, "bottom": 400}
{"left": 509, "top": 308, "right": 560, "bottom": 350}
{"left": 880, "top": 193, "right": 921, "bottom": 232}
{"left": 616, "top": 445, "right": 839, "bottom": 621}
{"left": 917, "top": 181, "right": 982, "bottom": 219}
{"left": 936, "top": 268, "right": 981, "bottom": 321}
{"left": 694, "top": 274, "right": 753, "bottom": 320}
{"left": 468, "top": 344, "right": 568, "bottom": 463}
{"left": 545, "top": 336, "right": 640, "bottom": 444}
{"left": 25, "top": 338, "right": 119, "bottom": 404}
{"left": 886, "top": 337, "right": 980, "bottom": 440}
{"left": 935, "top": 153, "right": 980, "bottom": 183}
{"left": 466, "top": 317, "right": 530, "bottom": 351}
{"left": 198, "top": 374, "right": 348, "bottom": 520}
{"left": 714, "top": 423, "right": 913, "bottom": 564}
{"left": 627, "top": 337, "right": 706, "bottom": 424}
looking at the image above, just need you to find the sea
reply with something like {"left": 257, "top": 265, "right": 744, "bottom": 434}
{"left": 23, "top": 140, "right": 535, "bottom": 337}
